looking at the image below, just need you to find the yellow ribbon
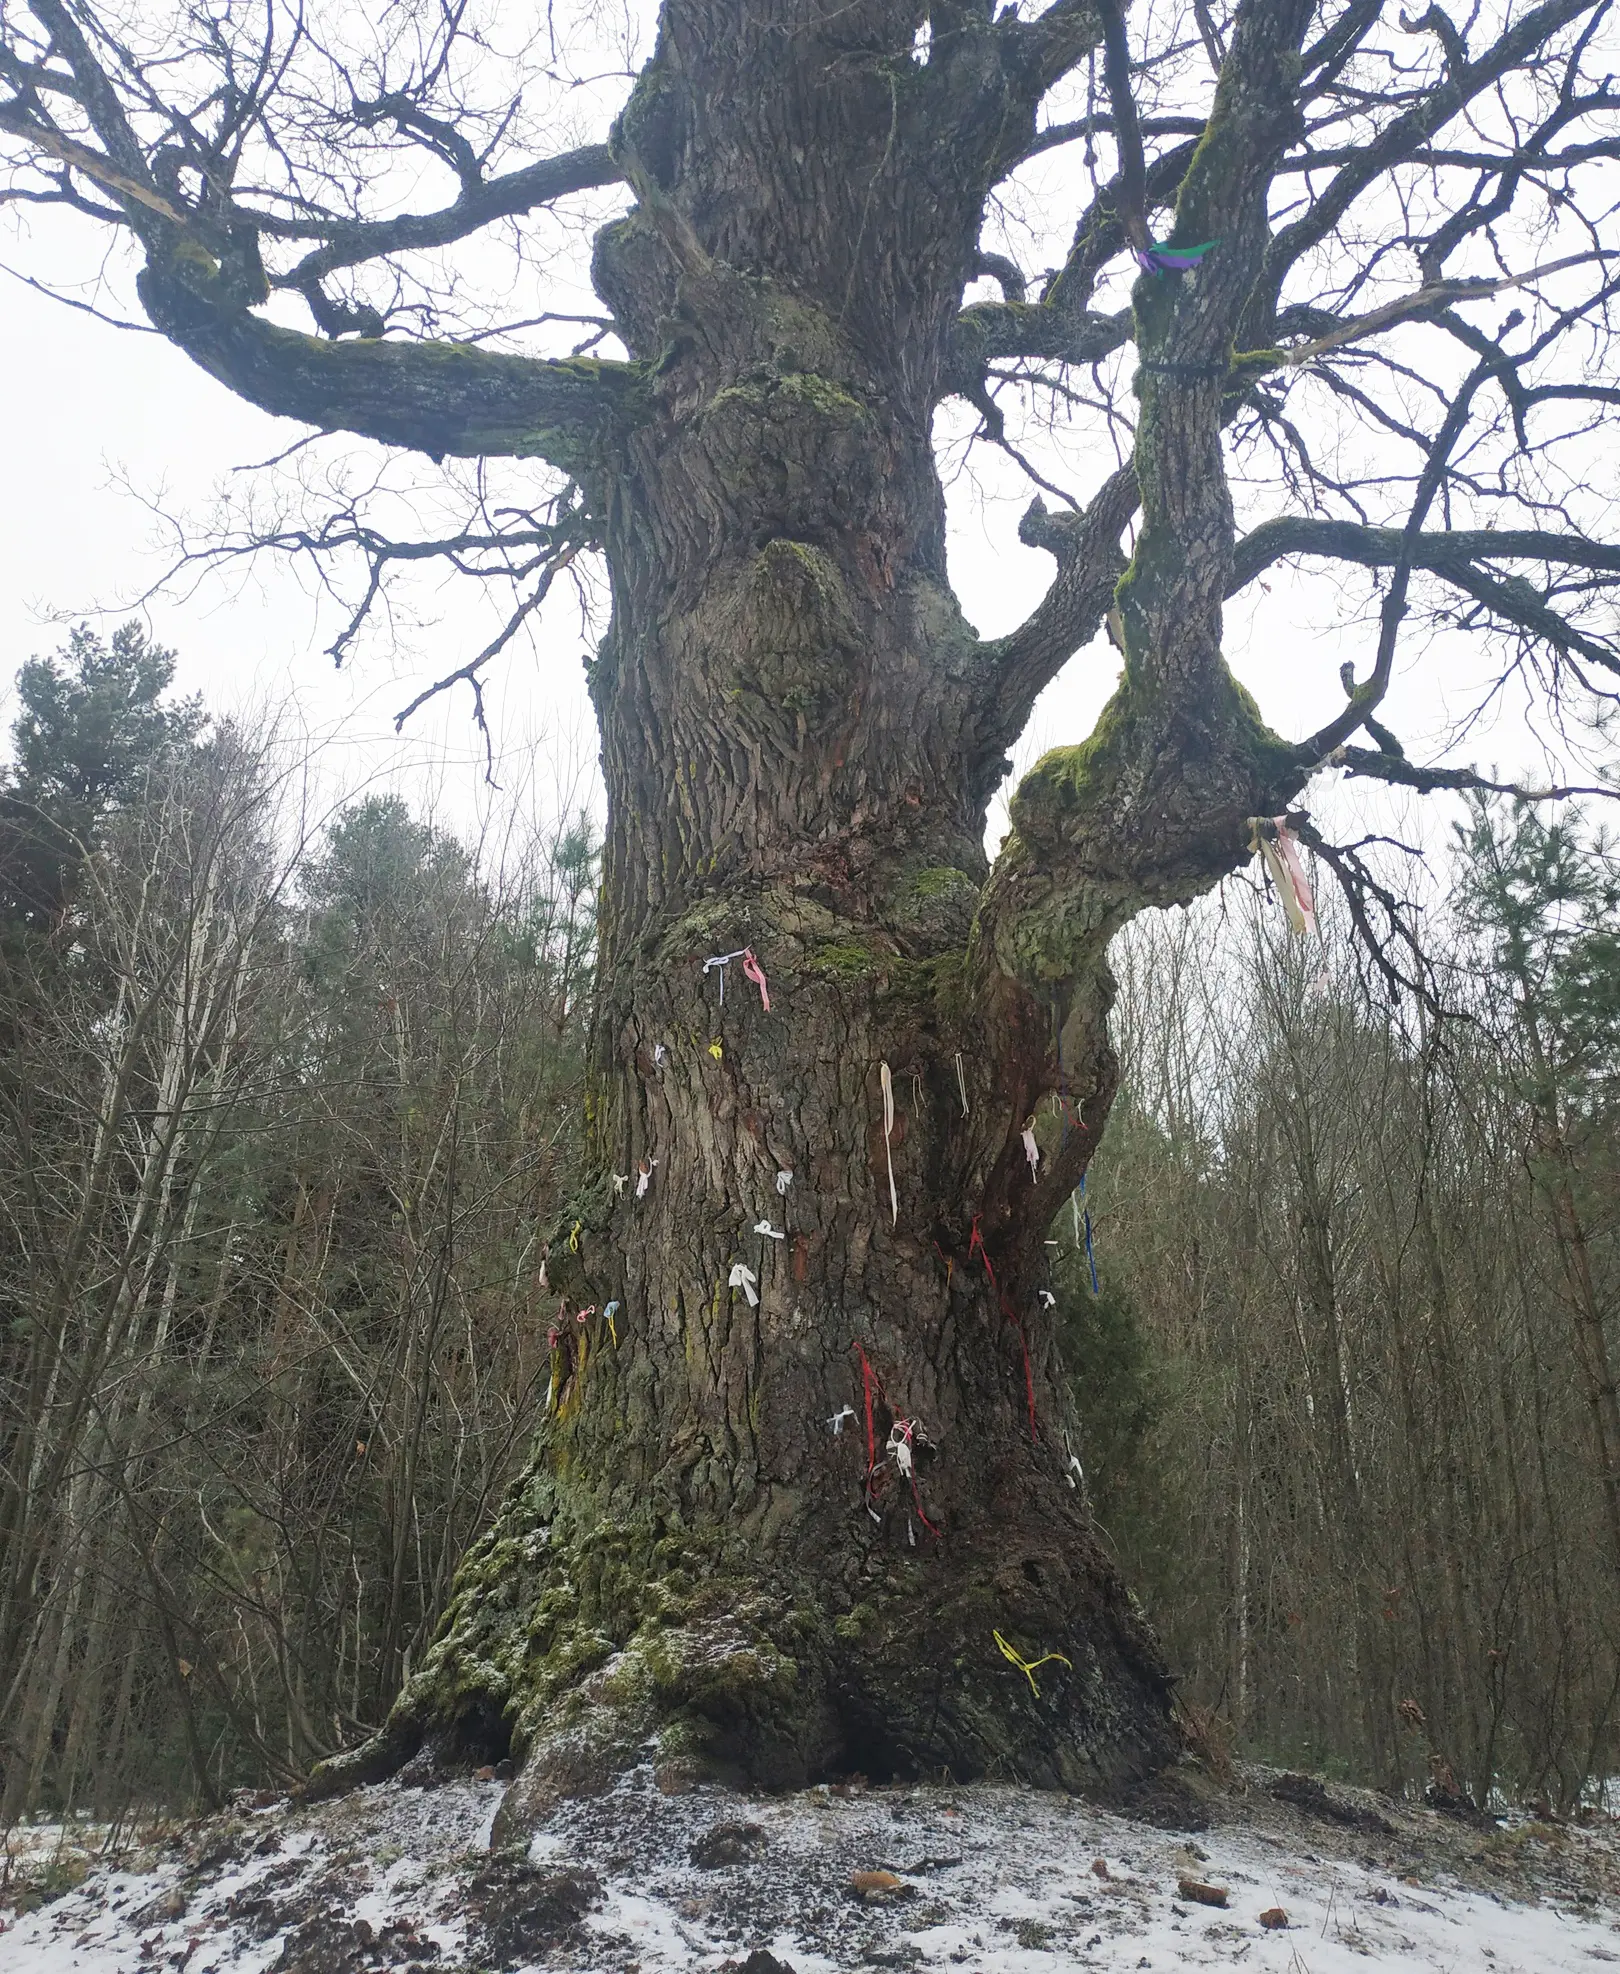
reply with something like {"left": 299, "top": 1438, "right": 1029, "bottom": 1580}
{"left": 993, "top": 1628, "right": 1073, "bottom": 1698}
{"left": 569, "top": 1219, "right": 582, "bottom": 1253}
{"left": 709, "top": 1040, "right": 723, "bottom": 1060}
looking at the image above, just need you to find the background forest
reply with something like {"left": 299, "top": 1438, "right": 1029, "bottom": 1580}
{"left": 2, "top": 626, "right": 1617, "bottom": 1825}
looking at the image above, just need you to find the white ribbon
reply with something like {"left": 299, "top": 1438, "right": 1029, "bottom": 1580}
{"left": 954, "top": 1050, "right": 970, "bottom": 1116}
{"left": 703, "top": 948, "right": 749, "bottom": 1002}
{"left": 776, "top": 1169, "right": 793, "bottom": 1195}
{"left": 886, "top": 1418, "right": 915, "bottom": 1479}
{"left": 1038, "top": 1289, "right": 1056, "bottom": 1308}
{"left": 754, "top": 1219, "right": 785, "bottom": 1240}
{"left": 880, "top": 1061, "right": 898, "bottom": 1227}
{"left": 636, "top": 1158, "right": 656, "bottom": 1200}
{"left": 612, "top": 1172, "right": 629, "bottom": 1198}
{"left": 728, "top": 1261, "right": 759, "bottom": 1307}
{"left": 827, "top": 1405, "right": 855, "bottom": 1435}
{"left": 1021, "top": 1118, "right": 1041, "bottom": 1182}
{"left": 654, "top": 1042, "right": 667, "bottom": 1065}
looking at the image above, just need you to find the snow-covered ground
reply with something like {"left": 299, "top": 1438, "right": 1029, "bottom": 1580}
{"left": 4, "top": 1761, "right": 1618, "bottom": 1972}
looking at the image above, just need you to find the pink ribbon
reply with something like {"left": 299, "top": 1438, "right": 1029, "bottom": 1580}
{"left": 741, "top": 947, "right": 770, "bottom": 1011}
{"left": 1272, "top": 818, "right": 1317, "bottom": 937}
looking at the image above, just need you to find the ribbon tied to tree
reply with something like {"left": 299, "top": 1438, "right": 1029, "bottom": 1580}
{"left": 1249, "top": 816, "right": 1318, "bottom": 936}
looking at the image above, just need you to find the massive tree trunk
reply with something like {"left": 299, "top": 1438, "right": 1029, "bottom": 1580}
{"left": 296, "top": 0, "right": 1313, "bottom": 1816}
{"left": 9, "top": 0, "right": 1619, "bottom": 1826}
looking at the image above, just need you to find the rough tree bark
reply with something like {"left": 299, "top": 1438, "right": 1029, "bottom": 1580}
{"left": 7, "top": 0, "right": 1618, "bottom": 1817}
{"left": 294, "top": 0, "right": 1319, "bottom": 1814}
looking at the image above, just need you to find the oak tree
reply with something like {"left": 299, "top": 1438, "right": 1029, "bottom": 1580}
{"left": 4, "top": 0, "right": 1618, "bottom": 1810}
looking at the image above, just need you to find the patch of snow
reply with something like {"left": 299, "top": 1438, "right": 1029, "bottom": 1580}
{"left": 3, "top": 1765, "right": 1617, "bottom": 1973}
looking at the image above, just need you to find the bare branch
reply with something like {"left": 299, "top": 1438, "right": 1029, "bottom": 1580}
{"left": 1299, "top": 358, "right": 1498, "bottom": 761}
{"left": 391, "top": 545, "right": 582, "bottom": 780}
{"left": 269, "top": 144, "right": 620, "bottom": 290}
{"left": 1335, "top": 746, "right": 1617, "bottom": 803}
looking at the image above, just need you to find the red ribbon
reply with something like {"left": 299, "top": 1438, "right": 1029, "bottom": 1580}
{"left": 853, "top": 1340, "right": 878, "bottom": 1476}
{"left": 851, "top": 1342, "right": 942, "bottom": 1536}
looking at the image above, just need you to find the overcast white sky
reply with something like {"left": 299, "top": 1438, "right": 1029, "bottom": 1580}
{"left": 1, "top": 5, "right": 1611, "bottom": 864}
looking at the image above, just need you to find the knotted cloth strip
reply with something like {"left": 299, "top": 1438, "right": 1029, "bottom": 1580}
{"left": 993, "top": 1628, "right": 1073, "bottom": 1698}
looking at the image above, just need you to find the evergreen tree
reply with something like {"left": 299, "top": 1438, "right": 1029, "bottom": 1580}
{"left": 2, "top": 622, "right": 204, "bottom": 936}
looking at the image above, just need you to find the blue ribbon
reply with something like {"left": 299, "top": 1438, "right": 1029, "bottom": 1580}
{"left": 1080, "top": 1173, "right": 1100, "bottom": 1296}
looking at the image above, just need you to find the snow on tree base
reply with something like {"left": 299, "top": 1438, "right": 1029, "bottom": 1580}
{"left": 3, "top": 1763, "right": 1617, "bottom": 1974}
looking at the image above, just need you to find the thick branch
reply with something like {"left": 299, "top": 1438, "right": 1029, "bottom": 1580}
{"left": 1005, "top": 0, "right": 1112, "bottom": 95}
{"left": 1230, "top": 517, "right": 1620, "bottom": 591}
{"left": 0, "top": 100, "right": 181, "bottom": 223}
{"left": 1095, "top": 0, "right": 1148, "bottom": 251}
{"left": 136, "top": 255, "right": 647, "bottom": 471}
{"left": 1231, "top": 516, "right": 1620, "bottom": 679}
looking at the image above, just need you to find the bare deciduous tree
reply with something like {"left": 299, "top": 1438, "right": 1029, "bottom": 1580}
{"left": 3, "top": 0, "right": 1618, "bottom": 1804}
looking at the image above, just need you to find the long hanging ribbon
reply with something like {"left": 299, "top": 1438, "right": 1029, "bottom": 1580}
{"left": 703, "top": 948, "right": 748, "bottom": 1002}
{"left": 879, "top": 1062, "right": 898, "bottom": 1227}
{"left": 886, "top": 1417, "right": 940, "bottom": 1536}
{"left": 853, "top": 1340, "right": 881, "bottom": 1522}
{"left": 1249, "top": 817, "right": 1316, "bottom": 936}
{"left": 850, "top": 1343, "right": 938, "bottom": 1535}
{"left": 1080, "top": 1172, "right": 1099, "bottom": 1295}
{"left": 993, "top": 1628, "right": 1073, "bottom": 1698}
{"left": 853, "top": 1341, "right": 878, "bottom": 1475}
{"left": 954, "top": 1050, "right": 970, "bottom": 1116}
{"left": 1272, "top": 817, "right": 1318, "bottom": 937}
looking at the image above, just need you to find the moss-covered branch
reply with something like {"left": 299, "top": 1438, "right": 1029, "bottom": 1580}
{"left": 136, "top": 253, "right": 649, "bottom": 473}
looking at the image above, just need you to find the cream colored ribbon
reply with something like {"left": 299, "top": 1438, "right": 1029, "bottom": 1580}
{"left": 879, "top": 1061, "right": 898, "bottom": 1227}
